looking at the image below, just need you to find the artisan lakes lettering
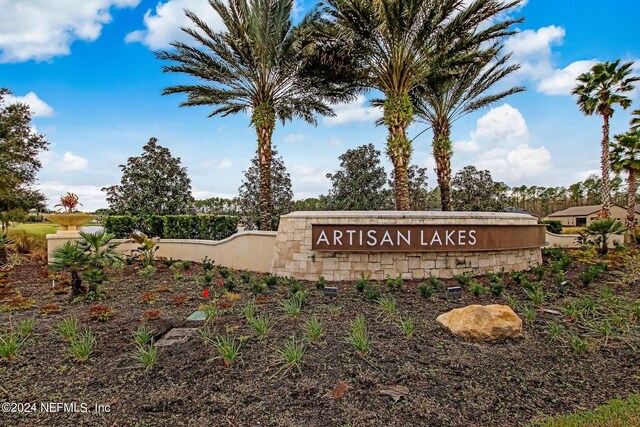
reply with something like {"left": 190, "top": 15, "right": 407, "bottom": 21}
{"left": 311, "top": 224, "right": 546, "bottom": 252}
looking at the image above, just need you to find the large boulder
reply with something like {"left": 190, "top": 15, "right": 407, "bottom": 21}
{"left": 436, "top": 304, "right": 522, "bottom": 341}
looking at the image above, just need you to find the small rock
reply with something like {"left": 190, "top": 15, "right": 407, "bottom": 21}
{"left": 379, "top": 385, "right": 409, "bottom": 402}
{"left": 543, "top": 308, "right": 562, "bottom": 316}
{"left": 155, "top": 328, "right": 197, "bottom": 347}
{"left": 436, "top": 304, "right": 522, "bottom": 341}
{"left": 187, "top": 311, "right": 206, "bottom": 321}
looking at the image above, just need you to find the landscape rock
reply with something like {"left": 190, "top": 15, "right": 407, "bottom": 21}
{"left": 436, "top": 304, "right": 522, "bottom": 341}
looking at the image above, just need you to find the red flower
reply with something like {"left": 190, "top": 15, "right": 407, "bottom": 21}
{"left": 203, "top": 289, "right": 209, "bottom": 298}
{"left": 218, "top": 278, "right": 223, "bottom": 287}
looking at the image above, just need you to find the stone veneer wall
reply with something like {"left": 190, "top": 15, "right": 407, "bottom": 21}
{"left": 271, "top": 211, "right": 543, "bottom": 281}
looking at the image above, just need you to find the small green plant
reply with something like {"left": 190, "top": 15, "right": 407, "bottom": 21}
{"left": 130, "top": 232, "right": 159, "bottom": 268}
{"left": 138, "top": 265, "right": 156, "bottom": 277}
{"left": 282, "top": 295, "right": 303, "bottom": 318}
{"left": 0, "top": 320, "right": 28, "bottom": 360}
{"left": 397, "top": 318, "right": 414, "bottom": 338}
{"left": 363, "top": 283, "right": 380, "bottom": 301}
{"left": 303, "top": 317, "right": 323, "bottom": 341}
{"left": 578, "top": 269, "right": 596, "bottom": 286}
{"left": 69, "top": 328, "right": 97, "bottom": 362}
{"left": 329, "top": 305, "right": 342, "bottom": 317}
{"left": 249, "top": 315, "right": 276, "bottom": 341}
{"left": 133, "top": 343, "right": 157, "bottom": 370}
{"left": 16, "top": 319, "right": 36, "bottom": 337}
{"left": 316, "top": 275, "right": 326, "bottom": 290}
{"left": 547, "top": 322, "right": 564, "bottom": 342}
{"left": 223, "top": 276, "right": 237, "bottom": 292}
{"left": 531, "top": 265, "right": 546, "bottom": 280}
{"left": 240, "top": 271, "right": 253, "bottom": 284}
{"left": 427, "top": 273, "right": 443, "bottom": 289}
{"left": 273, "top": 335, "right": 305, "bottom": 376}
{"left": 524, "top": 283, "right": 545, "bottom": 306}
{"left": 511, "top": 271, "right": 526, "bottom": 284}
{"left": 241, "top": 299, "right": 257, "bottom": 320}
{"left": 489, "top": 277, "right": 504, "bottom": 296}
{"left": 172, "top": 272, "right": 184, "bottom": 281}
{"left": 355, "top": 273, "right": 370, "bottom": 292}
{"left": 418, "top": 283, "right": 436, "bottom": 299}
{"left": 386, "top": 274, "right": 403, "bottom": 291}
{"left": 56, "top": 317, "right": 79, "bottom": 341}
{"left": 288, "top": 278, "right": 303, "bottom": 294}
{"left": 132, "top": 325, "right": 154, "bottom": 347}
{"left": 264, "top": 274, "right": 278, "bottom": 288}
{"left": 198, "top": 325, "right": 215, "bottom": 344}
{"left": 345, "top": 316, "right": 371, "bottom": 355}
{"left": 217, "top": 266, "right": 231, "bottom": 279}
{"left": 182, "top": 260, "right": 191, "bottom": 270}
{"left": 454, "top": 273, "right": 472, "bottom": 286}
{"left": 201, "top": 303, "right": 218, "bottom": 324}
{"left": 201, "top": 256, "right": 214, "bottom": 271}
{"left": 469, "top": 280, "right": 489, "bottom": 297}
{"left": 203, "top": 270, "right": 214, "bottom": 286}
{"left": 571, "top": 335, "right": 588, "bottom": 354}
{"left": 211, "top": 335, "right": 242, "bottom": 366}
{"left": 521, "top": 304, "right": 537, "bottom": 323}
{"left": 377, "top": 295, "right": 397, "bottom": 320}
{"left": 249, "top": 279, "right": 267, "bottom": 295}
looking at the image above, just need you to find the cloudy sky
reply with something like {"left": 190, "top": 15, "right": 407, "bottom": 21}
{"left": 1, "top": 0, "right": 639, "bottom": 211}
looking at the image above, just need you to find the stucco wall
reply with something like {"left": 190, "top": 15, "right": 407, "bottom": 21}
{"left": 271, "top": 211, "right": 544, "bottom": 281}
{"left": 544, "top": 231, "right": 624, "bottom": 248}
{"left": 47, "top": 231, "right": 277, "bottom": 273}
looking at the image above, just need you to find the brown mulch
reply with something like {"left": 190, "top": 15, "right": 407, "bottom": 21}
{"left": 0, "top": 252, "right": 638, "bottom": 427}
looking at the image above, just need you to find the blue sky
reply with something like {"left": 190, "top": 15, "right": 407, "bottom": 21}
{"left": 1, "top": 0, "right": 639, "bottom": 211}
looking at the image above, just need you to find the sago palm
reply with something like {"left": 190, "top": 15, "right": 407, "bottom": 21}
{"left": 610, "top": 130, "right": 640, "bottom": 231}
{"left": 78, "top": 231, "right": 121, "bottom": 269}
{"left": 414, "top": 46, "right": 524, "bottom": 210}
{"left": 313, "top": 0, "right": 522, "bottom": 210}
{"left": 157, "top": 0, "right": 344, "bottom": 230}
{"left": 50, "top": 241, "right": 90, "bottom": 295}
{"left": 572, "top": 60, "right": 639, "bottom": 218}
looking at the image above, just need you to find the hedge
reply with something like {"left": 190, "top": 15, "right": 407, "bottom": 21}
{"left": 104, "top": 215, "right": 238, "bottom": 241}
{"left": 538, "top": 219, "right": 563, "bottom": 234}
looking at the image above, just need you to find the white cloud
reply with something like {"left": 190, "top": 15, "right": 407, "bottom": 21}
{"left": 454, "top": 103, "right": 529, "bottom": 152}
{"left": 285, "top": 133, "right": 304, "bottom": 143}
{"left": 324, "top": 95, "right": 383, "bottom": 126}
{"left": 327, "top": 136, "right": 343, "bottom": 146}
{"left": 218, "top": 159, "right": 233, "bottom": 169}
{"left": 0, "top": 0, "right": 140, "bottom": 63}
{"left": 126, "top": 0, "right": 224, "bottom": 49}
{"left": 59, "top": 151, "right": 89, "bottom": 172}
{"left": 575, "top": 169, "right": 600, "bottom": 181}
{"left": 455, "top": 104, "right": 551, "bottom": 181}
{"left": 504, "top": 25, "right": 600, "bottom": 96}
{"left": 290, "top": 164, "right": 331, "bottom": 199}
{"left": 537, "top": 60, "right": 598, "bottom": 96}
{"left": 3, "top": 92, "right": 54, "bottom": 117}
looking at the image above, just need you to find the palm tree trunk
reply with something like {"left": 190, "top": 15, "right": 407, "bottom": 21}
{"left": 433, "top": 123, "right": 453, "bottom": 211}
{"left": 71, "top": 271, "right": 84, "bottom": 295}
{"left": 626, "top": 168, "right": 637, "bottom": 230}
{"left": 600, "top": 114, "right": 612, "bottom": 218}
{"left": 384, "top": 94, "right": 413, "bottom": 211}
{"left": 253, "top": 103, "right": 276, "bottom": 230}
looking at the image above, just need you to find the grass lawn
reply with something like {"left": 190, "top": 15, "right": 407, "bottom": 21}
{"left": 9, "top": 222, "right": 59, "bottom": 237}
{"left": 529, "top": 393, "right": 640, "bottom": 426}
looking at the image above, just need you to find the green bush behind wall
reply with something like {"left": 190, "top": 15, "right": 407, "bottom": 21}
{"left": 104, "top": 215, "right": 238, "bottom": 241}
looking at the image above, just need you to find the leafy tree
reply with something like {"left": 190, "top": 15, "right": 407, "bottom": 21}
{"left": 414, "top": 46, "right": 524, "bottom": 211}
{"left": 102, "top": 138, "right": 194, "bottom": 216}
{"left": 313, "top": 0, "right": 521, "bottom": 210}
{"left": 611, "top": 130, "right": 640, "bottom": 230}
{"left": 451, "top": 165, "right": 508, "bottom": 212}
{"left": 572, "top": 60, "right": 640, "bottom": 218}
{"left": 238, "top": 148, "right": 293, "bottom": 230}
{"left": 293, "top": 198, "right": 324, "bottom": 211}
{"left": 0, "top": 88, "right": 48, "bottom": 224}
{"left": 157, "top": 0, "right": 345, "bottom": 230}
{"left": 193, "top": 197, "right": 239, "bottom": 215}
{"left": 323, "top": 144, "right": 393, "bottom": 210}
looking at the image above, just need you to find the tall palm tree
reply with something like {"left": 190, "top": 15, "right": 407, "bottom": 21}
{"left": 572, "top": 60, "right": 639, "bottom": 218}
{"left": 157, "top": 0, "right": 345, "bottom": 230}
{"left": 314, "top": 0, "right": 522, "bottom": 210}
{"left": 631, "top": 109, "right": 640, "bottom": 133}
{"left": 414, "top": 46, "right": 524, "bottom": 210}
{"left": 610, "top": 130, "right": 640, "bottom": 232}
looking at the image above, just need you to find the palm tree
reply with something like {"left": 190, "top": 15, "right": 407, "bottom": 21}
{"left": 157, "top": 0, "right": 344, "bottom": 230}
{"left": 414, "top": 46, "right": 524, "bottom": 210}
{"left": 572, "top": 60, "right": 640, "bottom": 218}
{"left": 611, "top": 130, "right": 640, "bottom": 233}
{"left": 584, "top": 218, "right": 626, "bottom": 255}
{"left": 50, "top": 241, "right": 90, "bottom": 295}
{"left": 314, "top": 0, "right": 522, "bottom": 210}
{"left": 631, "top": 109, "right": 640, "bottom": 133}
{"left": 78, "top": 231, "right": 121, "bottom": 269}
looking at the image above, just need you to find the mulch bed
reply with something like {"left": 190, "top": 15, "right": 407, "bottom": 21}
{"left": 0, "top": 250, "right": 639, "bottom": 426}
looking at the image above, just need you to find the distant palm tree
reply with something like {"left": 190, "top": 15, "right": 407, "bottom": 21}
{"left": 611, "top": 130, "right": 640, "bottom": 232}
{"left": 314, "top": 0, "right": 522, "bottom": 210}
{"left": 572, "top": 60, "right": 639, "bottom": 218}
{"left": 157, "top": 0, "right": 344, "bottom": 230}
{"left": 631, "top": 109, "right": 640, "bottom": 133}
{"left": 414, "top": 46, "right": 524, "bottom": 211}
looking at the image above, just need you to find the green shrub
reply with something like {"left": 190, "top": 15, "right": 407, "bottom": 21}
{"left": 539, "top": 219, "right": 563, "bottom": 234}
{"left": 104, "top": 215, "right": 238, "bottom": 240}
{"left": 316, "top": 276, "right": 326, "bottom": 290}
{"left": 264, "top": 275, "right": 279, "bottom": 288}
{"left": 427, "top": 273, "right": 444, "bottom": 289}
{"left": 469, "top": 280, "right": 489, "bottom": 297}
{"left": 578, "top": 269, "right": 596, "bottom": 286}
{"left": 346, "top": 316, "right": 371, "bottom": 355}
{"left": 249, "top": 279, "right": 267, "bottom": 295}
{"left": 454, "top": 273, "right": 472, "bottom": 286}
{"left": 363, "top": 283, "right": 380, "bottom": 301}
{"left": 355, "top": 273, "right": 370, "bottom": 292}
{"left": 418, "top": 283, "right": 436, "bottom": 299}
{"left": 103, "top": 216, "right": 139, "bottom": 239}
{"left": 386, "top": 274, "right": 403, "bottom": 291}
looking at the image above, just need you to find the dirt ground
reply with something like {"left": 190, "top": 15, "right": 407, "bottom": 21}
{"left": 1, "top": 249, "right": 639, "bottom": 426}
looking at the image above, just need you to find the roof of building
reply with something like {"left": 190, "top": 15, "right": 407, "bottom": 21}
{"left": 547, "top": 205, "right": 604, "bottom": 217}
